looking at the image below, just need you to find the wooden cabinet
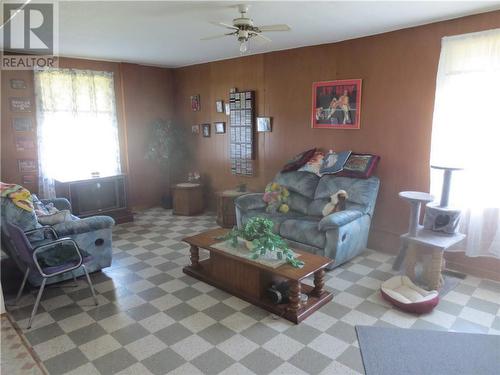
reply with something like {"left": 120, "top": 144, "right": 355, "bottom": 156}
{"left": 216, "top": 190, "right": 248, "bottom": 228}
{"left": 172, "top": 183, "right": 204, "bottom": 216}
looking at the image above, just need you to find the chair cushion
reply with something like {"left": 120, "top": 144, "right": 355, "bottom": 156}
{"left": 274, "top": 171, "right": 320, "bottom": 200}
{"left": 280, "top": 218, "right": 326, "bottom": 249}
{"left": 287, "top": 191, "right": 311, "bottom": 215}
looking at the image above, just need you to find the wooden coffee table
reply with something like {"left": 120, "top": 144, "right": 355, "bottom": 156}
{"left": 183, "top": 228, "right": 333, "bottom": 324}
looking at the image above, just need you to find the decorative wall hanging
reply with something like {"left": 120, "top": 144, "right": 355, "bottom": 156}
{"left": 311, "top": 79, "right": 362, "bottom": 129}
{"left": 12, "top": 117, "right": 33, "bottom": 132}
{"left": 202, "top": 123, "right": 211, "bottom": 137}
{"left": 214, "top": 122, "right": 226, "bottom": 134}
{"left": 191, "top": 125, "right": 200, "bottom": 134}
{"left": 216, "top": 100, "right": 224, "bottom": 113}
{"left": 225, "top": 103, "right": 231, "bottom": 115}
{"left": 15, "top": 136, "right": 35, "bottom": 151}
{"left": 191, "top": 95, "right": 201, "bottom": 111}
{"left": 229, "top": 90, "right": 255, "bottom": 176}
{"left": 18, "top": 159, "right": 37, "bottom": 172}
{"left": 22, "top": 175, "right": 35, "bottom": 185}
{"left": 256, "top": 117, "right": 272, "bottom": 132}
{"left": 10, "top": 79, "right": 27, "bottom": 89}
{"left": 10, "top": 97, "right": 32, "bottom": 112}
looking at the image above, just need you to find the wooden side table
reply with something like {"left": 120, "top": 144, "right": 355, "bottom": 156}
{"left": 216, "top": 190, "right": 248, "bottom": 228}
{"left": 172, "top": 183, "right": 204, "bottom": 216}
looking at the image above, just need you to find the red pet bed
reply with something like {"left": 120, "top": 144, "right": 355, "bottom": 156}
{"left": 381, "top": 276, "right": 439, "bottom": 314}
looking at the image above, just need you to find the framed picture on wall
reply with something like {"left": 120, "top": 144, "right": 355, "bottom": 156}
{"left": 10, "top": 79, "right": 27, "bottom": 89}
{"left": 256, "top": 117, "right": 272, "bottom": 132}
{"left": 224, "top": 103, "right": 230, "bottom": 115}
{"left": 18, "top": 159, "right": 37, "bottom": 173}
{"left": 202, "top": 123, "right": 211, "bottom": 137}
{"left": 191, "top": 125, "right": 200, "bottom": 134}
{"left": 15, "top": 136, "right": 35, "bottom": 151}
{"left": 215, "top": 100, "right": 224, "bottom": 113}
{"left": 191, "top": 95, "right": 201, "bottom": 111}
{"left": 214, "top": 122, "right": 226, "bottom": 134}
{"left": 10, "top": 97, "right": 32, "bottom": 112}
{"left": 22, "top": 175, "right": 36, "bottom": 185}
{"left": 12, "top": 117, "right": 33, "bottom": 132}
{"left": 311, "top": 79, "right": 362, "bottom": 129}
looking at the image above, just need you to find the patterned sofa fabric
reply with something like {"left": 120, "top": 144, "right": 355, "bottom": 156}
{"left": 235, "top": 173, "right": 380, "bottom": 268}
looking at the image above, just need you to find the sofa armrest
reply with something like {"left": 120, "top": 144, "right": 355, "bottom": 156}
{"left": 318, "top": 210, "right": 364, "bottom": 231}
{"left": 52, "top": 216, "right": 115, "bottom": 236}
{"left": 41, "top": 198, "right": 72, "bottom": 212}
{"left": 235, "top": 193, "right": 267, "bottom": 211}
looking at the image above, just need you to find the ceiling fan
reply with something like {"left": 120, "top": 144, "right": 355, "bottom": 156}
{"left": 201, "top": 4, "right": 291, "bottom": 54}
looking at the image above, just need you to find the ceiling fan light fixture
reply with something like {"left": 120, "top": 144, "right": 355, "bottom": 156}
{"left": 239, "top": 40, "right": 248, "bottom": 54}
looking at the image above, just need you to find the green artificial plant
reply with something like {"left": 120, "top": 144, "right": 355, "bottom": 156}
{"left": 224, "top": 217, "right": 304, "bottom": 268}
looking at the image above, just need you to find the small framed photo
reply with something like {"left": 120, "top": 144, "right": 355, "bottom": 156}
{"left": 215, "top": 100, "right": 224, "bottom": 113}
{"left": 12, "top": 117, "right": 33, "bottom": 132}
{"left": 224, "top": 103, "right": 230, "bottom": 115}
{"left": 10, "top": 97, "right": 32, "bottom": 112}
{"left": 15, "top": 136, "right": 35, "bottom": 151}
{"left": 191, "top": 124, "right": 200, "bottom": 134}
{"left": 214, "top": 122, "right": 226, "bottom": 134}
{"left": 18, "top": 159, "right": 37, "bottom": 173}
{"left": 22, "top": 175, "right": 36, "bottom": 185}
{"left": 10, "top": 79, "right": 27, "bottom": 89}
{"left": 202, "top": 123, "right": 211, "bottom": 137}
{"left": 256, "top": 117, "right": 272, "bottom": 132}
{"left": 191, "top": 94, "right": 200, "bottom": 111}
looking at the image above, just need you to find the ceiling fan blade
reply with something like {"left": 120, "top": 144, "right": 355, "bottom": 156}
{"left": 210, "top": 21, "right": 238, "bottom": 30}
{"left": 258, "top": 24, "right": 291, "bottom": 32}
{"left": 201, "top": 33, "right": 233, "bottom": 41}
{"left": 252, "top": 32, "right": 272, "bottom": 43}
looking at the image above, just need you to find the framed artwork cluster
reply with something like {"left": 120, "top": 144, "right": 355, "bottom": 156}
{"left": 9, "top": 78, "right": 37, "bottom": 187}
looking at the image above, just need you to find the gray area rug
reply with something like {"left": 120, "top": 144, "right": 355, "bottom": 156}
{"left": 356, "top": 326, "right": 500, "bottom": 375}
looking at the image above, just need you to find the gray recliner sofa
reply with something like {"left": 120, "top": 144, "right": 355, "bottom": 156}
{"left": 235, "top": 171, "right": 380, "bottom": 269}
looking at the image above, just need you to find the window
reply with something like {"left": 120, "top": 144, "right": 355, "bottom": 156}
{"left": 430, "top": 28, "right": 500, "bottom": 258}
{"left": 34, "top": 68, "right": 121, "bottom": 197}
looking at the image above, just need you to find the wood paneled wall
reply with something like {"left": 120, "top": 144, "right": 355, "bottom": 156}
{"left": 1, "top": 58, "right": 175, "bottom": 208}
{"left": 173, "top": 11, "right": 500, "bottom": 279}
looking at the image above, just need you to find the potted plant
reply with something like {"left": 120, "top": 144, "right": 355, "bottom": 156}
{"left": 224, "top": 217, "right": 304, "bottom": 268}
{"left": 145, "top": 119, "right": 190, "bottom": 208}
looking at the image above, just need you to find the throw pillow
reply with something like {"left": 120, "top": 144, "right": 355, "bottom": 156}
{"left": 337, "top": 153, "right": 380, "bottom": 178}
{"left": 263, "top": 183, "right": 290, "bottom": 214}
{"left": 37, "top": 210, "right": 72, "bottom": 225}
{"left": 319, "top": 150, "right": 352, "bottom": 175}
{"left": 281, "top": 148, "right": 316, "bottom": 172}
{"left": 298, "top": 151, "right": 325, "bottom": 176}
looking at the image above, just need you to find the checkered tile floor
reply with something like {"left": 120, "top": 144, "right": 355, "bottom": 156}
{"left": 6, "top": 208, "right": 500, "bottom": 374}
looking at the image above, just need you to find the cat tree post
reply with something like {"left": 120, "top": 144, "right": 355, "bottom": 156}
{"left": 392, "top": 191, "right": 434, "bottom": 270}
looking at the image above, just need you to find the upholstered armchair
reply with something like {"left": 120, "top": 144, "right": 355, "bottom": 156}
{"left": 1, "top": 197, "right": 114, "bottom": 286}
{"left": 235, "top": 171, "right": 380, "bottom": 269}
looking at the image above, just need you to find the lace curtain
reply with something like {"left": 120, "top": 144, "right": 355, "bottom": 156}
{"left": 430, "top": 28, "right": 500, "bottom": 258}
{"left": 34, "top": 68, "right": 121, "bottom": 198}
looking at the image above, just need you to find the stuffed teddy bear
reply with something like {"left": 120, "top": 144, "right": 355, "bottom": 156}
{"left": 322, "top": 190, "right": 348, "bottom": 216}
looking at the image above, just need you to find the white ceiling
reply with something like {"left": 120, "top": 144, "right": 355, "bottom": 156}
{"left": 54, "top": 1, "right": 500, "bottom": 67}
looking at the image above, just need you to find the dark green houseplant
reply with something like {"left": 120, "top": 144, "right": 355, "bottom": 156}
{"left": 224, "top": 217, "right": 304, "bottom": 268}
{"left": 145, "top": 119, "right": 190, "bottom": 207}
